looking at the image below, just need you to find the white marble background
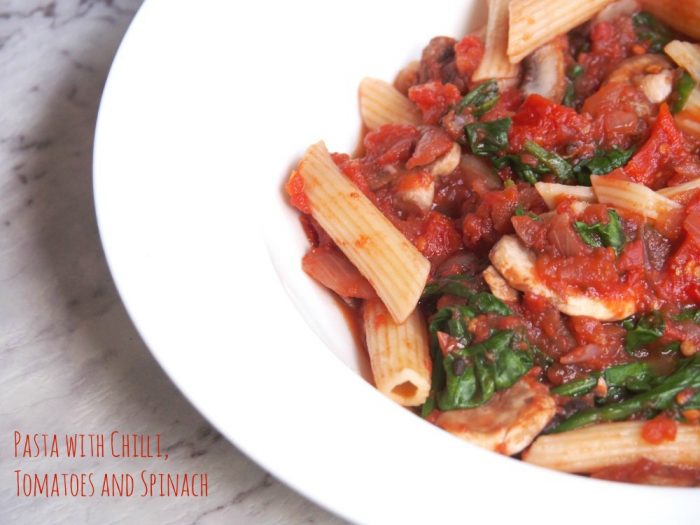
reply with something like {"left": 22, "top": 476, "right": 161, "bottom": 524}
{"left": 0, "top": 1, "right": 347, "bottom": 523}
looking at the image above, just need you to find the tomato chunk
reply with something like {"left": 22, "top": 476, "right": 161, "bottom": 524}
{"left": 642, "top": 414, "right": 678, "bottom": 445}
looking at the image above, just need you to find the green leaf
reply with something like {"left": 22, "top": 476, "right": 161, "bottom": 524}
{"left": 465, "top": 118, "right": 511, "bottom": 157}
{"left": 551, "top": 377, "right": 597, "bottom": 397}
{"left": 551, "top": 362, "right": 655, "bottom": 397}
{"left": 549, "top": 355, "right": 700, "bottom": 433}
{"left": 623, "top": 312, "right": 665, "bottom": 354}
{"left": 573, "top": 209, "right": 626, "bottom": 254}
{"left": 457, "top": 80, "right": 500, "bottom": 117}
{"left": 523, "top": 141, "right": 574, "bottom": 183}
{"left": 422, "top": 275, "right": 512, "bottom": 316}
{"left": 438, "top": 330, "right": 533, "bottom": 410}
{"left": 633, "top": 11, "right": 674, "bottom": 53}
{"left": 492, "top": 154, "right": 549, "bottom": 184}
{"left": 573, "top": 147, "right": 636, "bottom": 186}
{"left": 671, "top": 71, "right": 696, "bottom": 114}
{"left": 562, "top": 85, "right": 576, "bottom": 108}
{"left": 673, "top": 307, "right": 700, "bottom": 324}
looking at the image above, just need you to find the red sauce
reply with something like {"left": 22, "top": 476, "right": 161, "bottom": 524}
{"left": 642, "top": 414, "right": 679, "bottom": 444}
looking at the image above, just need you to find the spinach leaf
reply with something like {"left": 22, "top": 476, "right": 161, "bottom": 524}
{"left": 671, "top": 71, "right": 696, "bottom": 114}
{"left": 633, "top": 11, "right": 674, "bottom": 53}
{"left": 422, "top": 274, "right": 476, "bottom": 299}
{"left": 493, "top": 154, "right": 550, "bottom": 184}
{"left": 422, "top": 274, "right": 512, "bottom": 316}
{"left": 623, "top": 312, "right": 665, "bottom": 354}
{"left": 549, "top": 355, "right": 700, "bottom": 433}
{"left": 523, "top": 141, "right": 574, "bottom": 183}
{"left": 567, "top": 64, "right": 584, "bottom": 79}
{"left": 458, "top": 80, "right": 499, "bottom": 117}
{"left": 465, "top": 118, "right": 511, "bottom": 157}
{"left": 573, "top": 147, "right": 636, "bottom": 185}
{"left": 438, "top": 330, "right": 533, "bottom": 410}
{"left": 551, "top": 362, "right": 655, "bottom": 397}
{"left": 674, "top": 307, "right": 700, "bottom": 324}
{"left": 573, "top": 209, "right": 625, "bottom": 254}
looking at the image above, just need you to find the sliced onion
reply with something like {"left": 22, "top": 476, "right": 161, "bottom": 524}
{"left": 302, "top": 247, "right": 376, "bottom": 299}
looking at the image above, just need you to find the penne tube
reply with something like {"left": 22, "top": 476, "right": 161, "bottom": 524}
{"left": 363, "top": 299, "right": 431, "bottom": 407}
{"left": 473, "top": 0, "right": 520, "bottom": 80}
{"left": 640, "top": 0, "right": 700, "bottom": 40}
{"left": 524, "top": 422, "right": 700, "bottom": 473}
{"left": 359, "top": 78, "right": 422, "bottom": 130}
{"left": 675, "top": 86, "right": 700, "bottom": 139}
{"left": 591, "top": 175, "right": 681, "bottom": 222}
{"left": 508, "top": 0, "right": 614, "bottom": 63}
{"left": 658, "top": 177, "right": 700, "bottom": 201}
{"left": 299, "top": 141, "right": 430, "bottom": 323}
{"left": 535, "top": 182, "right": 597, "bottom": 210}
{"left": 664, "top": 41, "right": 700, "bottom": 84}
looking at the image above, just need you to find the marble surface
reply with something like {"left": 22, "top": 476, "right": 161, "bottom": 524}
{"left": 0, "top": 1, "right": 347, "bottom": 523}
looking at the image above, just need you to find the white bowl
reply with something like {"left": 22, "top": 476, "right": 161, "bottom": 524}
{"left": 93, "top": 0, "right": 699, "bottom": 523}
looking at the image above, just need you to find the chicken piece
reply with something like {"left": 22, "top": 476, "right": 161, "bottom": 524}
{"left": 489, "top": 235, "right": 637, "bottom": 321}
{"left": 434, "top": 378, "right": 556, "bottom": 455}
{"left": 605, "top": 54, "right": 674, "bottom": 104}
{"left": 428, "top": 142, "right": 461, "bottom": 177}
{"left": 483, "top": 265, "right": 519, "bottom": 302}
{"left": 521, "top": 37, "right": 567, "bottom": 103}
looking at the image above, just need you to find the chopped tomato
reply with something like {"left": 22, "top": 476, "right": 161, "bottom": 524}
{"left": 509, "top": 94, "right": 594, "bottom": 153}
{"left": 642, "top": 414, "right": 678, "bottom": 445}
{"left": 454, "top": 35, "right": 484, "bottom": 77}
{"left": 285, "top": 169, "right": 310, "bottom": 214}
{"left": 623, "top": 103, "right": 692, "bottom": 188}
{"left": 408, "top": 81, "right": 461, "bottom": 125}
{"left": 415, "top": 211, "right": 462, "bottom": 261}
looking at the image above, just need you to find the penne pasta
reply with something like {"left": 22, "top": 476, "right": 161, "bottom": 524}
{"left": 524, "top": 422, "right": 700, "bottom": 473}
{"left": 664, "top": 40, "right": 700, "bottom": 84}
{"left": 299, "top": 141, "right": 430, "bottom": 323}
{"left": 640, "top": 0, "right": 700, "bottom": 40}
{"left": 591, "top": 175, "right": 681, "bottom": 222}
{"left": 675, "top": 85, "right": 700, "bottom": 139}
{"left": 508, "top": 0, "right": 614, "bottom": 63}
{"left": 535, "top": 182, "right": 597, "bottom": 210}
{"left": 363, "top": 299, "right": 431, "bottom": 407}
{"left": 473, "top": 0, "right": 520, "bottom": 81}
{"left": 658, "top": 177, "right": 700, "bottom": 201}
{"left": 359, "top": 77, "right": 421, "bottom": 130}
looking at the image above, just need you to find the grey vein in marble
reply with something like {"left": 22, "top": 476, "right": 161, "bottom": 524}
{"left": 0, "top": 1, "right": 348, "bottom": 523}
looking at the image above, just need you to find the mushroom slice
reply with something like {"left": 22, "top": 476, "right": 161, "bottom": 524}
{"left": 483, "top": 265, "right": 519, "bottom": 302}
{"left": 428, "top": 142, "right": 461, "bottom": 177}
{"left": 489, "top": 235, "right": 637, "bottom": 321}
{"left": 521, "top": 37, "right": 567, "bottom": 103}
{"left": 434, "top": 378, "right": 556, "bottom": 456}
{"left": 605, "top": 54, "right": 674, "bottom": 103}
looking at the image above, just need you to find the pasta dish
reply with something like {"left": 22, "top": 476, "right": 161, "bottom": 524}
{"left": 286, "top": 0, "right": 700, "bottom": 485}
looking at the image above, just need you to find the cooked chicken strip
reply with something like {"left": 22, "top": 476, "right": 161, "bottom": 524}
{"left": 489, "top": 235, "right": 637, "bottom": 321}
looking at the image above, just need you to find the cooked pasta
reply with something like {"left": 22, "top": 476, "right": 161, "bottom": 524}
{"left": 535, "top": 182, "right": 597, "bottom": 210}
{"left": 298, "top": 141, "right": 430, "bottom": 323}
{"left": 508, "top": 0, "right": 615, "bottom": 63}
{"left": 363, "top": 299, "right": 431, "bottom": 406}
{"left": 524, "top": 422, "right": 700, "bottom": 473}
{"left": 664, "top": 41, "right": 700, "bottom": 83}
{"left": 286, "top": 1, "right": 700, "bottom": 486}
{"left": 473, "top": 0, "right": 519, "bottom": 81}
{"left": 591, "top": 175, "right": 681, "bottom": 222}
{"left": 359, "top": 77, "right": 421, "bottom": 130}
